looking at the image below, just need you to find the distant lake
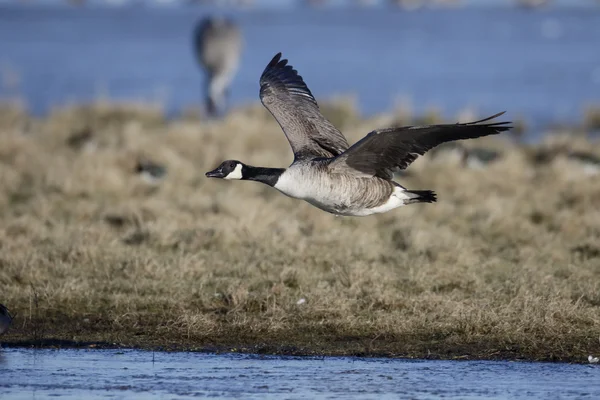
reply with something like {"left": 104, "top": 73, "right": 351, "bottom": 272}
{"left": 1, "top": 348, "right": 600, "bottom": 399}
{"left": 1, "top": 4, "right": 600, "bottom": 130}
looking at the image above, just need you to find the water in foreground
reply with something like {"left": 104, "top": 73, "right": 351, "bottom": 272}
{"left": 0, "top": 348, "right": 599, "bottom": 399}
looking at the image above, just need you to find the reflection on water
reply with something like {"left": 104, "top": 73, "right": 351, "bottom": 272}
{"left": 0, "top": 348, "right": 599, "bottom": 399}
{"left": 0, "top": 6, "right": 599, "bottom": 129}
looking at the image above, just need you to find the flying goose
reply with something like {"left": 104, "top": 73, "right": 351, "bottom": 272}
{"left": 206, "top": 53, "right": 512, "bottom": 217}
{"left": 0, "top": 304, "right": 13, "bottom": 335}
{"left": 429, "top": 142, "right": 502, "bottom": 169}
{"left": 193, "top": 16, "right": 243, "bottom": 117}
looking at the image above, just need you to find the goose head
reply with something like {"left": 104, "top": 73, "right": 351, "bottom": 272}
{"left": 205, "top": 161, "right": 285, "bottom": 187}
{"left": 205, "top": 160, "right": 244, "bottom": 180}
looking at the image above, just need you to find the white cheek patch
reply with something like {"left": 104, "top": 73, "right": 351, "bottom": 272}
{"left": 224, "top": 163, "right": 243, "bottom": 180}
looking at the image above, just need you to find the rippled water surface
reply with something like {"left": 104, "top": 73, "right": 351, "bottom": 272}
{"left": 0, "top": 348, "right": 599, "bottom": 399}
{"left": 1, "top": 5, "right": 600, "bottom": 129}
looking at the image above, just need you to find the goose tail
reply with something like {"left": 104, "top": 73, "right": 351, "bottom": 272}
{"left": 404, "top": 190, "right": 437, "bottom": 204}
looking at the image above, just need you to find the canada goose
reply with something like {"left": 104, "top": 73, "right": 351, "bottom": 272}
{"left": 516, "top": 0, "right": 550, "bottom": 9}
{"left": 193, "top": 16, "right": 243, "bottom": 117}
{"left": 389, "top": 0, "right": 425, "bottom": 10}
{"left": 135, "top": 159, "right": 167, "bottom": 184}
{"left": 206, "top": 53, "right": 512, "bottom": 217}
{"left": 67, "top": 127, "right": 96, "bottom": 152}
{"left": 303, "top": 0, "right": 329, "bottom": 7}
{"left": 0, "top": 304, "right": 13, "bottom": 335}
{"left": 462, "top": 147, "right": 502, "bottom": 169}
{"left": 567, "top": 151, "right": 600, "bottom": 175}
{"left": 529, "top": 145, "right": 600, "bottom": 176}
{"left": 430, "top": 142, "right": 502, "bottom": 169}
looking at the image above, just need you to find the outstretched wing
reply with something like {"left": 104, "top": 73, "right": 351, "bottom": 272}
{"left": 330, "top": 112, "right": 512, "bottom": 179}
{"left": 259, "top": 53, "right": 350, "bottom": 160}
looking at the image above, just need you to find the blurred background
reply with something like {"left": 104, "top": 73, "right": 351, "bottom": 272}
{"left": 2, "top": 0, "right": 600, "bottom": 371}
{"left": 1, "top": 0, "right": 600, "bottom": 140}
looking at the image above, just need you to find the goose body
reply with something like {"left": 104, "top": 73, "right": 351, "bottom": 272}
{"left": 193, "top": 17, "right": 243, "bottom": 116}
{"left": 206, "top": 53, "right": 512, "bottom": 217}
{"left": 274, "top": 161, "right": 425, "bottom": 216}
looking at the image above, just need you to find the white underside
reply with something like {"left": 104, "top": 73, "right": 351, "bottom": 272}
{"left": 275, "top": 168, "right": 410, "bottom": 217}
{"left": 208, "top": 59, "right": 240, "bottom": 109}
{"left": 139, "top": 171, "right": 162, "bottom": 185}
{"left": 581, "top": 163, "right": 600, "bottom": 176}
{"left": 348, "top": 186, "right": 410, "bottom": 217}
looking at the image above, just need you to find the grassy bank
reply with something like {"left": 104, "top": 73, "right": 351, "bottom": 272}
{"left": 0, "top": 102, "right": 599, "bottom": 362}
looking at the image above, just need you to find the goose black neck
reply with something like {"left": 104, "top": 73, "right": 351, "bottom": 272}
{"left": 242, "top": 165, "right": 284, "bottom": 187}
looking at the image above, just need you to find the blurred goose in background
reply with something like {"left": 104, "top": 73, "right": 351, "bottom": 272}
{"left": 354, "top": 0, "right": 377, "bottom": 7}
{"left": 193, "top": 16, "right": 243, "bottom": 117}
{"left": 206, "top": 53, "right": 512, "bottom": 217}
{"left": 66, "top": 127, "right": 96, "bottom": 152}
{"left": 462, "top": 147, "right": 502, "bottom": 169}
{"left": 567, "top": 151, "right": 600, "bottom": 175}
{"left": 529, "top": 145, "right": 600, "bottom": 175}
{"left": 135, "top": 159, "right": 167, "bottom": 184}
{"left": 0, "top": 304, "right": 13, "bottom": 335}
{"left": 389, "top": 0, "right": 425, "bottom": 10}
{"left": 303, "top": 0, "right": 329, "bottom": 7}
{"left": 429, "top": 142, "right": 502, "bottom": 169}
{"left": 516, "top": 0, "right": 550, "bottom": 9}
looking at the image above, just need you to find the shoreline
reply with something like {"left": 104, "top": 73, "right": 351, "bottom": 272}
{"left": 1, "top": 338, "right": 588, "bottom": 364}
{"left": 2, "top": 324, "right": 595, "bottom": 363}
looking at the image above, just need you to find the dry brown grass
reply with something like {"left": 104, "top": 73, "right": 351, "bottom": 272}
{"left": 1, "top": 101, "right": 599, "bottom": 362}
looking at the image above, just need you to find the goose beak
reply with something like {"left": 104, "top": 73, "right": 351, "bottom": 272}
{"left": 205, "top": 167, "right": 225, "bottom": 178}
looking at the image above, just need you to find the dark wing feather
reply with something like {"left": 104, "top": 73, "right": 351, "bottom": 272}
{"left": 259, "top": 53, "right": 350, "bottom": 160}
{"left": 330, "top": 112, "right": 512, "bottom": 179}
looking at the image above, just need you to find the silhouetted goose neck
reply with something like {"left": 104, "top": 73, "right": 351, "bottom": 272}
{"left": 243, "top": 165, "right": 285, "bottom": 187}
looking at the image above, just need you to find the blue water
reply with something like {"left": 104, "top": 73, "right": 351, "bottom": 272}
{"left": 0, "top": 348, "right": 599, "bottom": 399}
{"left": 0, "top": 4, "right": 600, "bottom": 128}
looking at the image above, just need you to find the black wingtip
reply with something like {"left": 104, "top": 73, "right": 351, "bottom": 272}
{"left": 494, "top": 125, "right": 513, "bottom": 132}
{"left": 268, "top": 52, "right": 284, "bottom": 68}
{"left": 466, "top": 111, "right": 510, "bottom": 125}
{"left": 462, "top": 111, "right": 513, "bottom": 132}
{"left": 259, "top": 51, "right": 321, "bottom": 110}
